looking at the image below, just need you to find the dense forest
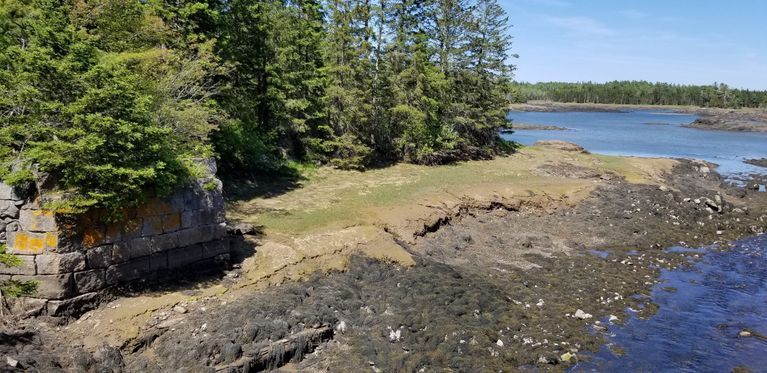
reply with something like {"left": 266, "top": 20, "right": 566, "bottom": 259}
{"left": 0, "top": 0, "right": 515, "bottom": 214}
{"left": 511, "top": 81, "right": 767, "bottom": 109}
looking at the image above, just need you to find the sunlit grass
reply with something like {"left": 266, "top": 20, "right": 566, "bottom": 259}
{"left": 231, "top": 147, "right": 671, "bottom": 236}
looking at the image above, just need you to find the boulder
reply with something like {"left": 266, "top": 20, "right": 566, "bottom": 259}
{"left": 227, "top": 222, "right": 257, "bottom": 236}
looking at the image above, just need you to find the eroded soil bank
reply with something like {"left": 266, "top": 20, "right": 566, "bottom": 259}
{"left": 2, "top": 147, "right": 767, "bottom": 372}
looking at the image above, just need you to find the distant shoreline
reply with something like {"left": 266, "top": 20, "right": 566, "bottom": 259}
{"left": 509, "top": 101, "right": 767, "bottom": 133}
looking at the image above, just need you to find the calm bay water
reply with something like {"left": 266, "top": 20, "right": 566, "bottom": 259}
{"left": 504, "top": 110, "right": 767, "bottom": 177}
{"left": 504, "top": 110, "right": 767, "bottom": 371}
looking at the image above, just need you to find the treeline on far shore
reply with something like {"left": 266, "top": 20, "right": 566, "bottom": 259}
{"left": 511, "top": 81, "right": 767, "bottom": 109}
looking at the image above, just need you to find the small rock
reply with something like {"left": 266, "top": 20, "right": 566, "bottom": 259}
{"left": 659, "top": 185, "right": 669, "bottom": 192}
{"left": 703, "top": 197, "right": 722, "bottom": 212}
{"left": 739, "top": 330, "right": 752, "bottom": 337}
{"left": 173, "top": 305, "right": 188, "bottom": 314}
{"left": 716, "top": 230, "right": 724, "bottom": 235}
{"left": 336, "top": 321, "right": 347, "bottom": 333}
{"left": 157, "top": 317, "right": 182, "bottom": 329}
{"left": 574, "top": 309, "right": 592, "bottom": 320}
{"left": 683, "top": 198, "right": 691, "bottom": 202}
{"left": 560, "top": 352, "right": 574, "bottom": 362}
{"left": 608, "top": 315, "right": 619, "bottom": 323}
{"left": 496, "top": 339, "right": 504, "bottom": 347}
{"left": 699, "top": 166, "right": 710, "bottom": 174}
{"left": 6, "top": 357, "right": 18, "bottom": 368}
{"left": 388, "top": 327, "right": 401, "bottom": 342}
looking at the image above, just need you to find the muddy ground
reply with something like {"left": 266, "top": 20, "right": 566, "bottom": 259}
{"left": 2, "top": 160, "right": 767, "bottom": 372}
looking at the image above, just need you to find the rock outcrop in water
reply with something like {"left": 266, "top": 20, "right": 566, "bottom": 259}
{"left": 532, "top": 140, "right": 589, "bottom": 153}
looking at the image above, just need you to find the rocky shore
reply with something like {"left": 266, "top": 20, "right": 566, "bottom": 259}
{"left": 745, "top": 158, "right": 767, "bottom": 168}
{"left": 684, "top": 110, "right": 767, "bottom": 132}
{"left": 2, "top": 146, "right": 766, "bottom": 372}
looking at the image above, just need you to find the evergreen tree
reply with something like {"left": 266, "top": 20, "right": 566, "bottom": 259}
{"left": 0, "top": 0, "right": 521, "bottom": 214}
{"left": 458, "top": 0, "right": 514, "bottom": 145}
{"left": 322, "top": 0, "right": 376, "bottom": 168}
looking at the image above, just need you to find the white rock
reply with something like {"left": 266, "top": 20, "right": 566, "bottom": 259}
{"left": 496, "top": 339, "right": 504, "bottom": 347}
{"left": 608, "top": 315, "right": 619, "bottom": 323}
{"left": 739, "top": 330, "right": 752, "bottom": 337}
{"left": 388, "top": 327, "right": 401, "bottom": 342}
{"left": 574, "top": 309, "right": 592, "bottom": 320}
{"left": 336, "top": 321, "right": 347, "bottom": 333}
{"left": 173, "top": 305, "right": 188, "bottom": 314}
{"left": 6, "top": 357, "right": 18, "bottom": 368}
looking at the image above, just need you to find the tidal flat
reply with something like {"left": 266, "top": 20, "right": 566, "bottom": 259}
{"left": 2, "top": 143, "right": 766, "bottom": 372}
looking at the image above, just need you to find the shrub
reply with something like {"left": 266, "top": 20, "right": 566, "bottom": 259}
{"left": 0, "top": 245, "right": 37, "bottom": 298}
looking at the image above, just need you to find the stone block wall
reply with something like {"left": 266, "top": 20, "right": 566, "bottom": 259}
{"left": 0, "top": 160, "right": 230, "bottom": 314}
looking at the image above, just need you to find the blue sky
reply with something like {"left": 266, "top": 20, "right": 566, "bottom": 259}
{"left": 500, "top": 0, "right": 767, "bottom": 90}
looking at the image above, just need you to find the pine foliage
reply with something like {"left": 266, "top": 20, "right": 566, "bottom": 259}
{"left": 0, "top": 0, "right": 517, "bottom": 213}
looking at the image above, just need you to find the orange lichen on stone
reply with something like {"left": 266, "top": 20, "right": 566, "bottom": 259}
{"left": 105, "top": 224, "right": 122, "bottom": 243}
{"left": 11, "top": 232, "right": 46, "bottom": 254}
{"left": 83, "top": 227, "right": 106, "bottom": 248}
{"left": 28, "top": 234, "right": 45, "bottom": 252}
{"left": 144, "top": 216, "right": 164, "bottom": 235}
{"left": 20, "top": 209, "right": 57, "bottom": 232}
{"left": 122, "top": 218, "right": 142, "bottom": 238}
{"left": 136, "top": 199, "right": 175, "bottom": 218}
{"left": 163, "top": 213, "right": 181, "bottom": 233}
{"left": 45, "top": 232, "right": 58, "bottom": 249}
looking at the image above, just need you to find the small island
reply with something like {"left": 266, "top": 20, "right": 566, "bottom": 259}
{"left": 745, "top": 158, "right": 767, "bottom": 168}
{"left": 507, "top": 122, "right": 569, "bottom": 131}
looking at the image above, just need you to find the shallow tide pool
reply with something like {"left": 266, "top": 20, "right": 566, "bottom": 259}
{"left": 505, "top": 110, "right": 767, "bottom": 371}
{"left": 572, "top": 234, "right": 767, "bottom": 372}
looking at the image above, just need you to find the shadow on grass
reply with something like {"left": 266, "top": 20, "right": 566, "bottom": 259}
{"left": 221, "top": 139, "right": 521, "bottom": 203}
{"left": 222, "top": 163, "right": 307, "bottom": 203}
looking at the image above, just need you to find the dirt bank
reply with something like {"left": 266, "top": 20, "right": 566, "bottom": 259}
{"left": 510, "top": 101, "right": 767, "bottom": 132}
{"left": 2, "top": 148, "right": 766, "bottom": 372}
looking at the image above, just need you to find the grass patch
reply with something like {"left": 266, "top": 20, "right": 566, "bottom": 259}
{"left": 230, "top": 148, "right": 673, "bottom": 236}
